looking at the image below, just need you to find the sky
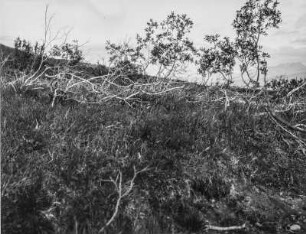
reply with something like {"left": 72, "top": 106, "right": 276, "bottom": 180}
{"left": 1, "top": 0, "right": 306, "bottom": 68}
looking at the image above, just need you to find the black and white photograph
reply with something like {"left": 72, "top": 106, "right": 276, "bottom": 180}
{"left": 1, "top": 0, "right": 306, "bottom": 233}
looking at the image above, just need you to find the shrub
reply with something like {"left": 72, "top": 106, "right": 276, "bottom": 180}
{"left": 50, "top": 40, "right": 84, "bottom": 66}
{"left": 12, "top": 37, "right": 45, "bottom": 72}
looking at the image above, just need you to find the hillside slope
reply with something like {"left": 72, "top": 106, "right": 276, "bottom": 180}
{"left": 1, "top": 66, "right": 306, "bottom": 233}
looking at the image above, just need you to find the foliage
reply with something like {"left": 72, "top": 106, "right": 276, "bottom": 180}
{"left": 233, "top": 0, "right": 282, "bottom": 86}
{"left": 13, "top": 37, "right": 45, "bottom": 72}
{"left": 198, "top": 35, "right": 237, "bottom": 86}
{"left": 1, "top": 3, "right": 306, "bottom": 234}
{"left": 198, "top": 0, "right": 282, "bottom": 87}
{"left": 50, "top": 40, "right": 84, "bottom": 65}
{"left": 2, "top": 78, "right": 306, "bottom": 233}
{"left": 106, "top": 41, "right": 142, "bottom": 66}
{"left": 8, "top": 37, "right": 83, "bottom": 78}
{"left": 105, "top": 12, "right": 196, "bottom": 80}
{"left": 2, "top": 173, "right": 53, "bottom": 234}
{"left": 137, "top": 12, "right": 196, "bottom": 78}
{"left": 105, "top": 41, "right": 142, "bottom": 80}
{"left": 266, "top": 77, "right": 305, "bottom": 91}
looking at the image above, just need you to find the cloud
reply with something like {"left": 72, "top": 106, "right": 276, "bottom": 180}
{"left": 87, "top": 0, "right": 126, "bottom": 18}
{"left": 3, "top": 0, "right": 46, "bottom": 2}
{"left": 276, "top": 46, "right": 306, "bottom": 57}
{"left": 272, "top": 29, "right": 299, "bottom": 36}
{"left": 292, "top": 38, "right": 306, "bottom": 45}
{"left": 295, "top": 14, "right": 306, "bottom": 29}
{"left": 0, "top": 35, "right": 13, "bottom": 43}
{"left": 266, "top": 46, "right": 306, "bottom": 65}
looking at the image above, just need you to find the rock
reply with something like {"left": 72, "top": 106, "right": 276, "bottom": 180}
{"left": 289, "top": 224, "right": 301, "bottom": 232}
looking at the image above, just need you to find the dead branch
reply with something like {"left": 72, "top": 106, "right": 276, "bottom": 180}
{"left": 254, "top": 108, "right": 306, "bottom": 118}
{"left": 287, "top": 80, "right": 306, "bottom": 97}
{"left": 43, "top": 64, "right": 185, "bottom": 104}
{"left": 99, "top": 166, "right": 149, "bottom": 233}
{"left": 25, "top": 5, "right": 52, "bottom": 82}
{"left": 206, "top": 223, "right": 246, "bottom": 231}
{"left": 220, "top": 89, "right": 230, "bottom": 110}
{"left": 266, "top": 108, "right": 306, "bottom": 147}
{"left": 266, "top": 108, "right": 306, "bottom": 134}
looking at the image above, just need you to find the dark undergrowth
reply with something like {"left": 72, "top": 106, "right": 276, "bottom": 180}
{"left": 1, "top": 78, "right": 306, "bottom": 234}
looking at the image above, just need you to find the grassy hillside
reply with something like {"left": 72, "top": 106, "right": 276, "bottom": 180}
{"left": 1, "top": 44, "right": 306, "bottom": 234}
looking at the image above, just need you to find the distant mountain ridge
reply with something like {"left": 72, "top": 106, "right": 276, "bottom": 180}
{"left": 267, "top": 62, "right": 306, "bottom": 79}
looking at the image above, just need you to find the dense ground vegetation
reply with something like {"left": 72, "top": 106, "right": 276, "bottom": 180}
{"left": 1, "top": 0, "right": 306, "bottom": 233}
{"left": 1, "top": 60, "right": 306, "bottom": 233}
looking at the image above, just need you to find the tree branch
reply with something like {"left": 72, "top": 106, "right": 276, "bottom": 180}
{"left": 98, "top": 166, "right": 149, "bottom": 233}
{"left": 206, "top": 223, "right": 246, "bottom": 231}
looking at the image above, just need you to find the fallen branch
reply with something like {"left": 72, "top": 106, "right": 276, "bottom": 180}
{"left": 287, "top": 80, "right": 306, "bottom": 97}
{"left": 266, "top": 108, "right": 306, "bottom": 133}
{"left": 206, "top": 223, "right": 246, "bottom": 231}
{"left": 265, "top": 108, "right": 306, "bottom": 147}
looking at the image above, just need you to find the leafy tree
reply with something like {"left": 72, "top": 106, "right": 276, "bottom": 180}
{"left": 136, "top": 12, "right": 196, "bottom": 78}
{"left": 198, "top": 35, "right": 237, "bottom": 86}
{"left": 106, "top": 41, "right": 142, "bottom": 65}
{"left": 233, "top": 0, "right": 281, "bottom": 86}
{"left": 198, "top": 0, "right": 281, "bottom": 87}
{"left": 50, "top": 40, "right": 83, "bottom": 65}
{"left": 105, "top": 41, "right": 142, "bottom": 78}
{"left": 105, "top": 12, "right": 196, "bottom": 80}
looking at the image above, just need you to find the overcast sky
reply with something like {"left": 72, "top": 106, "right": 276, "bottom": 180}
{"left": 1, "top": 0, "right": 306, "bottom": 67}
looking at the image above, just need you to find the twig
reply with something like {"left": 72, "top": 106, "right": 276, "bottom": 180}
{"left": 287, "top": 81, "right": 306, "bottom": 97}
{"left": 220, "top": 89, "right": 230, "bottom": 110}
{"left": 266, "top": 108, "right": 306, "bottom": 147}
{"left": 266, "top": 108, "right": 306, "bottom": 133}
{"left": 98, "top": 166, "right": 149, "bottom": 233}
{"left": 206, "top": 223, "right": 246, "bottom": 231}
{"left": 51, "top": 88, "right": 58, "bottom": 107}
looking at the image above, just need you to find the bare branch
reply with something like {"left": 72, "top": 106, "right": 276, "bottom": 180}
{"left": 99, "top": 166, "right": 149, "bottom": 233}
{"left": 206, "top": 223, "right": 246, "bottom": 231}
{"left": 287, "top": 81, "right": 306, "bottom": 97}
{"left": 266, "top": 108, "right": 306, "bottom": 134}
